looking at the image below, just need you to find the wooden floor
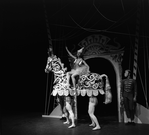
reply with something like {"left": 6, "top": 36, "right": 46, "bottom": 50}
{"left": 1, "top": 112, "right": 149, "bottom": 135}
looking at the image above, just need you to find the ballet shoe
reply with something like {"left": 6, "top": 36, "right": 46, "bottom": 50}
{"left": 68, "top": 124, "right": 75, "bottom": 128}
{"left": 92, "top": 126, "right": 101, "bottom": 130}
{"left": 89, "top": 123, "right": 95, "bottom": 127}
{"left": 63, "top": 121, "right": 70, "bottom": 124}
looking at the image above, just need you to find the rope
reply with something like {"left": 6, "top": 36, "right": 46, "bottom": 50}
{"left": 43, "top": 0, "right": 54, "bottom": 115}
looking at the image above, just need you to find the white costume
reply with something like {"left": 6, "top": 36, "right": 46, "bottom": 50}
{"left": 66, "top": 46, "right": 90, "bottom": 89}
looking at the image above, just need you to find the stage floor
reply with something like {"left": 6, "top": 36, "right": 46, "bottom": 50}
{"left": 1, "top": 112, "right": 149, "bottom": 135}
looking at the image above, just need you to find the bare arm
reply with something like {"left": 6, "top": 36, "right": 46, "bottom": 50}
{"left": 82, "top": 59, "right": 89, "bottom": 68}
{"left": 65, "top": 46, "right": 76, "bottom": 60}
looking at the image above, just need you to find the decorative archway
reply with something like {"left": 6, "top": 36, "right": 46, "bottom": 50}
{"left": 78, "top": 34, "right": 124, "bottom": 122}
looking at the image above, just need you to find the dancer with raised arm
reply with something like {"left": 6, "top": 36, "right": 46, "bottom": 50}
{"left": 66, "top": 46, "right": 90, "bottom": 89}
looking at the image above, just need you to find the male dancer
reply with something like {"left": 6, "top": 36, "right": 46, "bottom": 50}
{"left": 58, "top": 95, "right": 66, "bottom": 120}
{"left": 121, "top": 70, "right": 137, "bottom": 125}
{"left": 63, "top": 96, "right": 75, "bottom": 128}
{"left": 88, "top": 96, "right": 101, "bottom": 130}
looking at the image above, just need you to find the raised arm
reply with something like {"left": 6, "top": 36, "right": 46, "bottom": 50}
{"left": 65, "top": 46, "right": 76, "bottom": 60}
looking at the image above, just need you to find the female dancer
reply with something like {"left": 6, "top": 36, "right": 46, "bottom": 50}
{"left": 66, "top": 46, "right": 90, "bottom": 89}
{"left": 88, "top": 96, "right": 101, "bottom": 130}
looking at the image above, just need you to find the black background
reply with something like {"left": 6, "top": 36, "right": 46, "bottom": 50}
{"left": 1, "top": 0, "right": 149, "bottom": 117}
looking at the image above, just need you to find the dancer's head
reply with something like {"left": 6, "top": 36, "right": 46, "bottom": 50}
{"left": 77, "top": 47, "right": 84, "bottom": 57}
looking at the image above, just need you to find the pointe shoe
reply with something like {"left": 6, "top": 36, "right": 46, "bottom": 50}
{"left": 92, "top": 126, "right": 101, "bottom": 130}
{"left": 89, "top": 123, "right": 95, "bottom": 127}
{"left": 63, "top": 121, "right": 70, "bottom": 124}
{"left": 68, "top": 124, "right": 75, "bottom": 128}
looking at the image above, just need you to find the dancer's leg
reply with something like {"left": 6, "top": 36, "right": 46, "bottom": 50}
{"left": 88, "top": 102, "right": 101, "bottom": 130}
{"left": 88, "top": 103, "right": 95, "bottom": 126}
{"left": 63, "top": 110, "right": 70, "bottom": 124}
{"left": 59, "top": 96, "right": 65, "bottom": 119}
{"left": 65, "top": 101, "right": 75, "bottom": 128}
{"left": 66, "top": 72, "right": 70, "bottom": 87}
{"left": 129, "top": 98, "right": 135, "bottom": 123}
{"left": 68, "top": 110, "right": 75, "bottom": 128}
{"left": 124, "top": 97, "right": 131, "bottom": 123}
{"left": 91, "top": 115, "right": 101, "bottom": 130}
{"left": 89, "top": 119, "right": 95, "bottom": 127}
{"left": 63, "top": 101, "right": 70, "bottom": 124}
{"left": 71, "top": 73, "right": 77, "bottom": 88}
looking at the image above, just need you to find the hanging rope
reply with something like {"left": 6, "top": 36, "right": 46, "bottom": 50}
{"left": 132, "top": 0, "right": 149, "bottom": 109}
{"left": 43, "top": 0, "right": 54, "bottom": 115}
